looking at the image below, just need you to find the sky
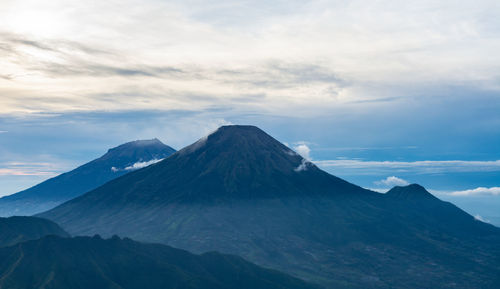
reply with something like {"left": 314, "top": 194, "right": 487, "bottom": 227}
{"left": 1, "top": 0, "right": 499, "bottom": 225}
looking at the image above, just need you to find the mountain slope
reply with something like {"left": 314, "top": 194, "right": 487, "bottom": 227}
{"left": 0, "top": 216, "right": 69, "bottom": 247}
{"left": 0, "top": 139, "right": 175, "bottom": 216}
{"left": 0, "top": 235, "right": 317, "bottom": 289}
{"left": 39, "top": 125, "right": 500, "bottom": 289}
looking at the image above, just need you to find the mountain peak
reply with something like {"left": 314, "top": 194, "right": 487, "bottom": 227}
{"left": 386, "top": 184, "right": 438, "bottom": 201}
{"left": 217, "top": 125, "right": 263, "bottom": 134}
{"left": 180, "top": 125, "right": 274, "bottom": 154}
{"left": 107, "top": 138, "right": 167, "bottom": 153}
{"left": 101, "top": 138, "right": 176, "bottom": 161}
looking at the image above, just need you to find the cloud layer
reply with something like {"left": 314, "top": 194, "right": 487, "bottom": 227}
{"left": 315, "top": 159, "right": 500, "bottom": 174}
{"left": 1, "top": 0, "right": 500, "bottom": 115}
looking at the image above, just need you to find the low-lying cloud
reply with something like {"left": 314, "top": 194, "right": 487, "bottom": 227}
{"left": 111, "top": 159, "right": 164, "bottom": 172}
{"left": 474, "top": 214, "right": 490, "bottom": 223}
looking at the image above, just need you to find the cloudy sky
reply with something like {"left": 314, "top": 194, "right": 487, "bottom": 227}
{"left": 1, "top": 0, "right": 499, "bottom": 224}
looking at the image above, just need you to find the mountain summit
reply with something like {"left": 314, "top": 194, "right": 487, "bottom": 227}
{"left": 0, "top": 139, "right": 175, "bottom": 216}
{"left": 39, "top": 125, "right": 500, "bottom": 289}
{"left": 386, "top": 184, "right": 439, "bottom": 201}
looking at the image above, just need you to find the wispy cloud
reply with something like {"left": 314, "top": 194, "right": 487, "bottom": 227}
{"left": 111, "top": 158, "right": 165, "bottom": 172}
{"left": 0, "top": 162, "right": 60, "bottom": 176}
{"left": 314, "top": 159, "right": 500, "bottom": 174}
{"left": 474, "top": 214, "right": 490, "bottom": 223}
{"left": 124, "top": 158, "right": 164, "bottom": 171}
{"left": 294, "top": 159, "right": 312, "bottom": 172}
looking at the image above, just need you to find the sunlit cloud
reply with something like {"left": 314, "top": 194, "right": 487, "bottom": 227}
{"left": 1, "top": 0, "right": 500, "bottom": 116}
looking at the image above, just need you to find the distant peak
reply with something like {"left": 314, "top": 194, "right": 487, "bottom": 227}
{"left": 386, "top": 184, "right": 438, "bottom": 201}
{"left": 120, "top": 138, "right": 164, "bottom": 148}
{"left": 106, "top": 138, "right": 167, "bottom": 153}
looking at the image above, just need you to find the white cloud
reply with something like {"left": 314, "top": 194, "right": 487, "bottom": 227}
{"left": 124, "top": 158, "right": 164, "bottom": 171}
{"left": 1, "top": 0, "right": 500, "bottom": 115}
{"left": 448, "top": 187, "right": 500, "bottom": 196}
{"left": 0, "top": 131, "right": 7, "bottom": 133}
{"left": 474, "top": 214, "right": 490, "bottom": 223}
{"left": 294, "top": 159, "right": 311, "bottom": 172}
{"left": 314, "top": 159, "right": 500, "bottom": 174}
{"left": 375, "top": 176, "right": 409, "bottom": 187}
{"left": 293, "top": 142, "right": 311, "bottom": 160}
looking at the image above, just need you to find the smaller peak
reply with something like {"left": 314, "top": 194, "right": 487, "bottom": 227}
{"left": 386, "top": 184, "right": 438, "bottom": 201}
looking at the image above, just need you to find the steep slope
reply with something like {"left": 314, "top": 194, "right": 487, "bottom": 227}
{"left": 0, "top": 235, "right": 317, "bottom": 289}
{"left": 0, "top": 139, "right": 175, "bottom": 216}
{"left": 0, "top": 216, "right": 69, "bottom": 247}
{"left": 39, "top": 125, "right": 500, "bottom": 289}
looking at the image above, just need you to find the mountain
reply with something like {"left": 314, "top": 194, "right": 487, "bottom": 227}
{"left": 39, "top": 125, "right": 500, "bottom": 289}
{"left": 386, "top": 183, "right": 439, "bottom": 201}
{"left": 0, "top": 235, "right": 317, "bottom": 289}
{"left": 0, "top": 216, "right": 69, "bottom": 247}
{"left": 0, "top": 139, "right": 175, "bottom": 216}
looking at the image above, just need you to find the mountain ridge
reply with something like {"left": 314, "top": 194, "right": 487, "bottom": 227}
{"left": 0, "top": 216, "right": 69, "bottom": 247}
{"left": 0, "top": 235, "right": 317, "bottom": 289}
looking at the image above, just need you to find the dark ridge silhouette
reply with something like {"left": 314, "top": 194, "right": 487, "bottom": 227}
{"left": 0, "top": 139, "right": 175, "bottom": 216}
{"left": 0, "top": 235, "right": 317, "bottom": 289}
{"left": 386, "top": 184, "right": 439, "bottom": 201}
{"left": 39, "top": 125, "right": 500, "bottom": 289}
{"left": 0, "top": 216, "right": 69, "bottom": 247}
